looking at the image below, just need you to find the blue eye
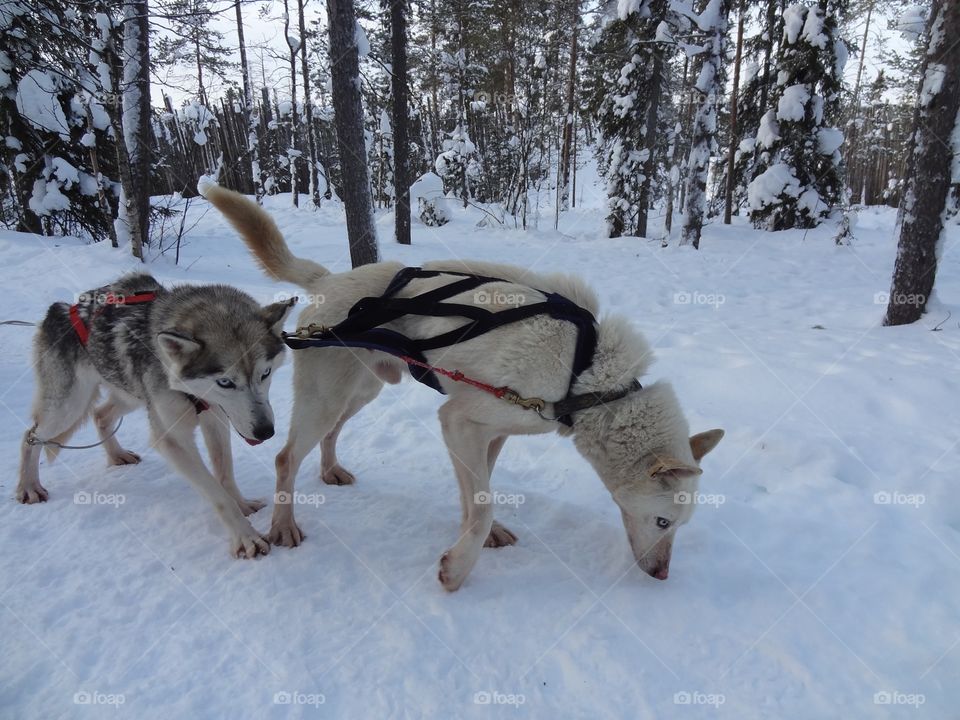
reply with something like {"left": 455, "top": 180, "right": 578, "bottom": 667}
{"left": 656, "top": 517, "right": 671, "bottom": 529}
{"left": 216, "top": 378, "right": 236, "bottom": 389}
{"left": 261, "top": 368, "right": 271, "bottom": 381}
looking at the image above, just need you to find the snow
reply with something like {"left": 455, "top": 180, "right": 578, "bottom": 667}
{"left": 1, "top": 191, "right": 959, "bottom": 718}
{"left": 747, "top": 162, "right": 801, "bottom": 209}
{"left": 895, "top": 5, "right": 928, "bottom": 41}
{"left": 800, "top": 6, "right": 827, "bottom": 49}
{"left": 16, "top": 70, "right": 69, "bottom": 137}
{"left": 777, "top": 84, "right": 810, "bottom": 123}
{"left": 783, "top": 3, "right": 806, "bottom": 45}
{"left": 410, "top": 171, "right": 445, "bottom": 201}
{"left": 817, "top": 127, "right": 844, "bottom": 155}
{"left": 920, "top": 64, "right": 946, "bottom": 107}
{"left": 355, "top": 22, "right": 369, "bottom": 58}
{"left": 756, "top": 110, "right": 780, "bottom": 149}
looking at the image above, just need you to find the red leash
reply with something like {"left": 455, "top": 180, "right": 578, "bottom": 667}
{"left": 69, "top": 291, "right": 157, "bottom": 346}
{"left": 398, "top": 354, "right": 546, "bottom": 413}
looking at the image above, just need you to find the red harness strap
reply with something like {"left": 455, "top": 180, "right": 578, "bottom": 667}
{"left": 69, "top": 291, "right": 157, "bottom": 347}
{"left": 399, "top": 354, "right": 511, "bottom": 400}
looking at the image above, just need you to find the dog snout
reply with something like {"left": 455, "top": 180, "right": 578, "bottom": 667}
{"left": 648, "top": 565, "right": 669, "bottom": 581}
{"left": 252, "top": 423, "right": 275, "bottom": 442}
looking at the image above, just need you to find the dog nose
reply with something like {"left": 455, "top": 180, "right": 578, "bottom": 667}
{"left": 649, "top": 566, "right": 669, "bottom": 580}
{"left": 252, "top": 424, "right": 274, "bottom": 441}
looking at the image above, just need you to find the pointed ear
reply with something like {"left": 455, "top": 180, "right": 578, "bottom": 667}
{"left": 690, "top": 429, "right": 724, "bottom": 462}
{"left": 157, "top": 331, "right": 201, "bottom": 361}
{"left": 262, "top": 297, "right": 297, "bottom": 334}
{"left": 649, "top": 456, "right": 702, "bottom": 478}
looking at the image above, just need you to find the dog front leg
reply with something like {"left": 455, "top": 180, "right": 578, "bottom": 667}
{"left": 153, "top": 422, "right": 269, "bottom": 559}
{"left": 199, "top": 407, "right": 265, "bottom": 516}
{"left": 438, "top": 404, "right": 496, "bottom": 592}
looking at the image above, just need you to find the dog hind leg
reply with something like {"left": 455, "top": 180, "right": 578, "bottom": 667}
{"left": 483, "top": 436, "right": 518, "bottom": 548}
{"left": 438, "top": 401, "right": 497, "bottom": 591}
{"left": 319, "top": 383, "right": 381, "bottom": 486}
{"left": 16, "top": 363, "right": 100, "bottom": 504}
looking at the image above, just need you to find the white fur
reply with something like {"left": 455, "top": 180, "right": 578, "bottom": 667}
{"left": 205, "top": 187, "right": 725, "bottom": 588}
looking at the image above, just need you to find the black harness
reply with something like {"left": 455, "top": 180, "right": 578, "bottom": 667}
{"left": 283, "top": 267, "right": 639, "bottom": 426}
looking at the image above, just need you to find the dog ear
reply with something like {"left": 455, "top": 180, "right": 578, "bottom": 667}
{"left": 649, "top": 456, "right": 702, "bottom": 478}
{"left": 262, "top": 297, "right": 297, "bottom": 334}
{"left": 157, "top": 331, "right": 202, "bottom": 361}
{"left": 690, "top": 429, "right": 724, "bottom": 462}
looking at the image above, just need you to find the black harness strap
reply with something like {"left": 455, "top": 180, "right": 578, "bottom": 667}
{"left": 283, "top": 267, "right": 603, "bottom": 424}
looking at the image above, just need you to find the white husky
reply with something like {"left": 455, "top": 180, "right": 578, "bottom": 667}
{"left": 204, "top": 185, "right": 724, "bottom": 590}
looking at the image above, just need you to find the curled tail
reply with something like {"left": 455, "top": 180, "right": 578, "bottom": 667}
{"left": 200, "top": 184, "right": 329, "bottom": 290}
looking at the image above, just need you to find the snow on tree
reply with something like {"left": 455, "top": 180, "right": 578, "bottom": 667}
{"left": 586, "top": 0, "right": 672, "bottom": 238}
{"left": 747, "top": 1, "right": 849, "bottom": 231}
{"left": 679, "top": 0, "right": 732, "bottom": 249}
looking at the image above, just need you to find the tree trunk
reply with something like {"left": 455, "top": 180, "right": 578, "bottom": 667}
{"left": 327, "top": 0, "right": 379, "bottom": 266}
{"left": 556, "top": 0, "right": 579, "bottom": 226}
{"left": 636, "top": 44, "right": 664, "bottom": 239}
{"left": 121, "top": 0, "right": 150, "bottom": 260}
{"left": 297, "top": 0, "right": 321, "bottom": 208}
{"left": 235, "top": 0, "right": 263, "bottom": 202}
{"left": 283, "top": 0, "right": 299, "bottom": 207}
{"left": 884, "top": 0, "right": 959, "bottom": 326}
{"left": 390, "top": 0, "right": 411, "bottom": 244}
{"left": 680, "top": 0, "right": 731, "bottom": 249}
{"left": 723, "top": 11, "right": 744, "bottom": 224}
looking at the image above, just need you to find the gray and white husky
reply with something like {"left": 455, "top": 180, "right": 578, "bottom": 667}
{"left": 15, "top": 272, "right": 295, "bottom": 558}
{"left": 204, "top": 185, "right": 725, "bottom": 590}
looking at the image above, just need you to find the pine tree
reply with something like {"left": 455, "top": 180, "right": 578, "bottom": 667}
{"left": 680, "top": 0, "right": 732, "bottom": 248}
{"left": 746, "top": 1, "right": 849, "bottom": 230}
{"left": 586, "top": 0, "right": 672, "bottom": 238}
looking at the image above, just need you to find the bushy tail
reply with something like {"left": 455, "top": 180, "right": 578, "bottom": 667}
{"left": 200, "top": 184, "right": 329, "bottom": 290}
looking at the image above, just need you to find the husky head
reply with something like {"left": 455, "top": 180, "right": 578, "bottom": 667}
{"left": 155, "top": 286, "right": 296, "bottom": 445}
{"left": 569, "top": 320, "right": 724, "bottom": 580}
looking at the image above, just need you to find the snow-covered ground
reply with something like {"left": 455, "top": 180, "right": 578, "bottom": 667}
{"left": 1, "top": 189, "right": 958, "bottom": 719}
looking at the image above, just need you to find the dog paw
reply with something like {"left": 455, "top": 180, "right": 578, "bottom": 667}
{"left": 108, "top": 450, "right": 141, "bottom": 466}
{"left": 235, "top": 496, "right": 266, "bottom": 516}
{"left": 438, "top": 550, "right": 468, "bottom": 592}
{"left": 321, "top": 464, "right": 356, "bottom": 486}
{"left": 231, "top": 530, "right": 270, "bottom": 559}
{"left": 268, "top": 520, "right": 306, "bottom": 547}
{"left": 484, "top": 521, "right": 518, "bottom": 548}
{"left": 15, "top": 483, "right": 48, "bottom": 504}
